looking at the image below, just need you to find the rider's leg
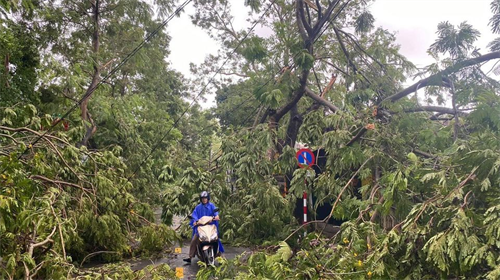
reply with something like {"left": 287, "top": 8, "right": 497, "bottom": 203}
{"left": 183, "top": 234, "right": 199, "bottom": 263}
{"left": 189, "top": 233, "right": 200, "bottom": 258}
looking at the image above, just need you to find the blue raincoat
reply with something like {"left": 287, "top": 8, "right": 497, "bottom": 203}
{"left": 189, "top": 202, "right": 225, "bottom": 253}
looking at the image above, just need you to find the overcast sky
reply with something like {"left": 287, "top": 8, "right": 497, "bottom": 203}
{"left": 165, "top": 0, "right": 497, "bottom": 107}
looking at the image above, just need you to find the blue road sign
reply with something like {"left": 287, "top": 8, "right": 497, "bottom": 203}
{"left": 296, "top": 148, "right": 315, "bottom": 168}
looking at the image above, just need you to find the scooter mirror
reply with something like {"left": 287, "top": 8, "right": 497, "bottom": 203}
{"left": 214, "top": 208, "right": 219, "bottom": 212}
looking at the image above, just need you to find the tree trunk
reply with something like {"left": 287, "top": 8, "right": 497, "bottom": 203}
{"left": 78, "top": 0, "right": 100, "bottom": 147}
{"left": 265, "top": 0, "right": 337, "bottom": 158}
{"left": 285, "top": 104, "right": 303, "bottom": 149}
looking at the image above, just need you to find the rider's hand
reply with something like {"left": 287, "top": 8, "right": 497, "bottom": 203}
{"left": 213, "top": 215, "right": 220, "bottom": 221}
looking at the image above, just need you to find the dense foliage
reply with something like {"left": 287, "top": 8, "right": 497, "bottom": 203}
{"left": 0, "top": 0, "right": 211, "bottom": 278}
{"left": 188, "top": 0, "right": 500, "bottom": 279}
{"left": 3, "top": 0, "right": 500, "bottom": 279}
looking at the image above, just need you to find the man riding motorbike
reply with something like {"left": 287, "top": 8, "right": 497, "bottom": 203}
{"left": 183, "top": 191, "right": 224, "bottom": 263}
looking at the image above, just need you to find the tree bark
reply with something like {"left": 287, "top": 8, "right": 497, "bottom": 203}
{"left": 296, "top": 0, "right": 313, "bottom": 39}
{"left": 285, "top": 104, "right": 303, "bottom": 149}
{"left": 79, "top": 0, "right": 100, "bottom": 147}
{"left": 305, "top": 87, "right": 339, "bottom": 112}
{"left": 267, "top": 0, "right": 346, "bottom": 157}
{"left": 273, "top": 69, "right": 310, "bottom": 121}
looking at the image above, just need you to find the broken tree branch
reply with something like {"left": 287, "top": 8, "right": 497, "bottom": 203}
{"left": 345, "top": 51, "right": 500, "bottom": 147}
{"left": 404, "top": 106, "right": 467, "bottom": 115}
{"left": 305, "top": 87, "right": 339, "bottom": 112}
{"left": 30, "top": 175, "right": 90, "bottom": 193}
{"left": 384, "top": 51, "right": 500, "bottom": 103}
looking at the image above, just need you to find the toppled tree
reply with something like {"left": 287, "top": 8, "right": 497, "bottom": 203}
{"left": 183, "top": 0, "right": 500, "bottom": 279}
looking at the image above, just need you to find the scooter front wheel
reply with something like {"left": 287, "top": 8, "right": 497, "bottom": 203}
{"left": 204, "top": 247, "right": 215, "bottom": 266}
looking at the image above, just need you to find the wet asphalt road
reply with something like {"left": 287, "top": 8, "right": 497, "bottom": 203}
{"left": 131, "top": 211, "right": 249, "bottom": 279}
{"left": 129, "top": 241, "right": 249, "bottom": 279}
{"left": 82, "top": 212, "right": 248, "bottom": 279}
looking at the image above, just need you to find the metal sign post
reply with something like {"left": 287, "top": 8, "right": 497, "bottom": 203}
{"left": 303, "top": 191, "right": 307, "bottom": 237}
{"left": 296, "top": 148, "right": 315, "bottom": 237}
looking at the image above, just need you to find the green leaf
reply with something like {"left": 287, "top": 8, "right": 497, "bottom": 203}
{"left": 407, "top": 152, "right": 418, "bottom": 163}
{"left": 276, "top": 241, "right": 292, "bottom": 262}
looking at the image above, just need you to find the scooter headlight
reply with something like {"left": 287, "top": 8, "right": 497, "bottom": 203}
{"left": 210, "top": 232, "right": 218, "bottom": 241}
{"left": 199, "top": 235, "right": 208, "bottom": 242}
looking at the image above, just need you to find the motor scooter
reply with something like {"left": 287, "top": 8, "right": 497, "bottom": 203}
{"left": 188, "top": 209, "right": 219, "bottom": 265}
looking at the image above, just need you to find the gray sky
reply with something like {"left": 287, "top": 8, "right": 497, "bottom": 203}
{"left": 165, "top": 0, "right": 497, "bottom": 107}
{"left": 371, "top": 0, "right": 495, "bottom": 67}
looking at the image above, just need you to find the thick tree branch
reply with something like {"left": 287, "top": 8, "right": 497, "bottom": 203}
{"left": 346, "top": 51, "right": 500, "bottom": 147}
{"left": 259, "top": 108, "right": 272, "bottom": 124}
{"left": 404, "top": 106, "right": 467, "bottom": 115}
{"left": 321, "top": 74, "right": 337, "bottom": 97}
{"left": 447, "top": 78, "right": 459, "bottom": 141}
{"left": 305, "top": 87, "right": 339, "bottom": 112}
{"left": 28, "top": 225, "right": 57, "bottom": 259}
{"left": 384, "top": 51, "right": 500, "bottom": 103}
{"left": 315, "top": 0, "right": 322, "bottom": 19}
{"left": 297, "top": 0, "right": 313, "bottom": 39}
{"left": 346, "top": 127, "right": 367, "bottom": 147}
{"left": 79, "top": 0, "right": 100, "bottom": 147}
{"left": 305, "top": 1, "right": 313, "bottom": 27}
{"left": 311, "top": 0, "right": 339, "bottom": 38}
{"left": 285, "top": 104, "right": 303, "bottom": 148}
{"left": 273, "top": 70, "right": 310, "bottom": 121}
{"left": 413, "top": 149, "right": 436, "bottom": 159}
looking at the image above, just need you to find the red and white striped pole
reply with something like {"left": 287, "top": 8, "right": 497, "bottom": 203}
{"left": 303, "top": 191, "right": 307, "bottom": 236}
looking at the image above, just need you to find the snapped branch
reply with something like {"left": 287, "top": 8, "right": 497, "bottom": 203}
{"left": 346, "top": 51, "right": 500, "bottom": 147}
{"left": 30, "top": 175, "right": 90, "bottom": 193}
{"left": 404, "top": 106, "right": 468, "bottom": 115}
{"left": 304, "top": 87, "right": 339, "bottom": 112}
{"left": 384, "top": 51, "right": 500, "bottom": 103}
